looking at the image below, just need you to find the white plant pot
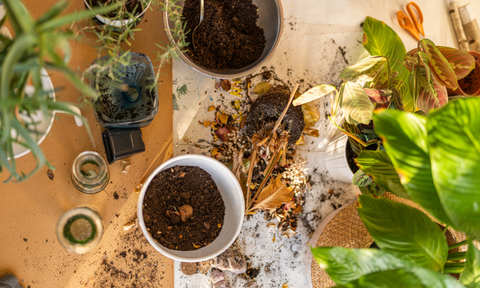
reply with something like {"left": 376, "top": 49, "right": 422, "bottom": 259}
{"left": 11, "top": 69, "right": 83, "bottom": 159}
{"left": 324, "top": 133, "right": 354, "bottom": 183}
{"left": 137, "top": 155, "right": 245, "bottom": 262}
{"left": 84, "top": 0, "right": 151, "bottom": 28}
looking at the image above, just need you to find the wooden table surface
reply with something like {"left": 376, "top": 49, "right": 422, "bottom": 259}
{"left": 0, "top": 1, "right": 175, "bottom": 287}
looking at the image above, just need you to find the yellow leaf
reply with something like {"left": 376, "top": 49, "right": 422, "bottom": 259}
{"left": 295, "top": 134, "right": 305, "bottom": 145}
{"left": 254, "top": 82, "right": 272, "bottom": 94}
{"left": 250, "top": 175, "right": 294, "bottom": 211}
{"left": 302, "top": 102, "right": 321, "bottom": 127}
{"left": 272, "top": 236, "right": 276, "bottom": 242}
{"left": 218, "top": 112, "right": 228, "bottom": 124}
{"left": 208, "top": 106, "right": 215, "bottom": 111}
{"left": 292, "top": 84, "right": 336, "bottom": 106}
{"left": 282, "top": 283, "right": 289, "bottom": 288}
{"left": 304, "top": 128, "right": 320, "bottom": 138}
{"left": 203, "top": 121, "right": 211, "bottom": 127}
{"left": 211, "top": 122, "right": 219, "bottom": 130}
{"left": 246, "top": 211, "right": 258, "bottom": 215}
{"left": 192, "top": 243, "right": 201, "bottom": 248}
{"left": 198, "top": 120, "right": 203, "bottom": 125}
{"left": 232, "top": 100, "right": 241, "bottom": 111}
{"left": 211, "top": 148, "right": 218, "bottom": 156}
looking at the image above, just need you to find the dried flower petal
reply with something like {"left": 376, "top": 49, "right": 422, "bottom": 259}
{"left": 208, "top": 106, "right": 215, "bottom": 111}
{"left": 203, "top": 121, "right": 211, "bottom": 127}
{"left": 221, "top": 79, "right": 231, "bottom": 91}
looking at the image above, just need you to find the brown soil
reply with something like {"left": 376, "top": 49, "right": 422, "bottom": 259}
{"left": 458, "top": 66, "right": 480, "bottom": 95}
{"left": 182, "top": 0, "right": 266, "bottom": 70}
{"left": 245, "top": 86, "right": 305, "bottom": 146}
{"left": 143, "top": 165, "right": 225, "bottom": 251}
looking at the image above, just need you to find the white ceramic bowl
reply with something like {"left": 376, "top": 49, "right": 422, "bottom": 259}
{"left": 137, "top": 155, "right": 244, "bottom": 262}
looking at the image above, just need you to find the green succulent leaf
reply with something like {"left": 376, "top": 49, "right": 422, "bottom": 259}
{"left": 427, "top": 98, "right": 480, "bottom": 240}
{"left": 362, "top": 17, "right": 413, "bottom": 112}
{"left": 358, "top": 195, "right": 448, "bottom": 271}
{"left": 355, "top": 150, "right": 409, "bottom": 199}
{"left": 460, "top": 240, "right": 480, "bottom": 286}
{"left": 373, "top": 109, "right": 451, "bottom": 225}
{"left": 339, "top": 81, "right": 374, "bottom": 125}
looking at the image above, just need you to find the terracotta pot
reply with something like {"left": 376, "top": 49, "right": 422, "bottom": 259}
{"left": 447, "top": 51, "right": 480, "bottom": 96}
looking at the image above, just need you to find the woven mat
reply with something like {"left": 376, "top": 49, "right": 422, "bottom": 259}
{"left": 308, "top": 192, "right": 463, "bottom": 288}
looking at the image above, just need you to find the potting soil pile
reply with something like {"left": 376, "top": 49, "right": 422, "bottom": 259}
{"left": 182, "top": 0, "right": 266, "bottom": 70}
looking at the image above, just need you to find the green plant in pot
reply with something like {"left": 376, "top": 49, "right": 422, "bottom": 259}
{"left": 293, "top": 16, "right": 476, "bottom": 187}
{"left": 311, "top": 97, "right": 480, "bottom": 287}
{"left": 0, "top": 0, "right": 119, "bottom": 182}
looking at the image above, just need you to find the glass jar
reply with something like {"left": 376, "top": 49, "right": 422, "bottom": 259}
{"left": 56, "top": 207, "right": 104, "bottom": 254}
{"left": 72, "top": 151, "right": 109, "bottom": 194}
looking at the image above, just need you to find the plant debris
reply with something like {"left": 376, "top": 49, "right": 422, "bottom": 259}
{"left": 47, "top": 169, "right": 54, "bottom": 180}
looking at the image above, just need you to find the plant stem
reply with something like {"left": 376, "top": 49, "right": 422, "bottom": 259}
{"left": 449, "top": 240, "right": 468, "bottom": 250}
{"left": 446, "top": 252, "right": 467, "bottom": 261}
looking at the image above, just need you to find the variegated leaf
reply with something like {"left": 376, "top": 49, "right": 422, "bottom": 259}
{"left": 419, "top": 39, "right": 458, "bottom": 90}
{"left": 339, "top": 56, "right": 387, "bottom": 82}
{"left": 437, "top": 46, "right": 475, "bottom": 80}
{"left": 364, "top": 88, "right": 391, "bottom": 108}
{"left": 352, "top": 169, "right": 373, "bottom": 187}
{"left": 292, "top": 84, "right": 336, "bottom": 106}
{"left": 339, "top": 81, "right": 374, "bottom": 125}
{"left": 418, "top": 77, "right": 448, "bottom": 113}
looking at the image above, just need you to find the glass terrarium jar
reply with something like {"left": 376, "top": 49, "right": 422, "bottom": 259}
{"left": 56, "top": 207, "right": 104, "bottom": 254}
{"left": 72, "top": 151, "right": 109, "bottom": 194}
{"left": 89, "top": 52, "right": 159, "bottom": 128}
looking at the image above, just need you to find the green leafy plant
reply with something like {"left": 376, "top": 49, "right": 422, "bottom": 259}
{"left": 0, "top": 0, "right": 118, "bottom": 182}
{"left": 80, "top": 0, "right": 189, "bottom": 94}
{"left": 311, "top": 98, "right": 480, "bottom": 287}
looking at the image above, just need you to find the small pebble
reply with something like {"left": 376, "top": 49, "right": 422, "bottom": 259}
{"left": 180, "top": 262, "right": 198, "bottom": 275}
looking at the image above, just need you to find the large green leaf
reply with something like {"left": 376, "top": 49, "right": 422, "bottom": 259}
{"left": 311, "top": 247, "right": 463, "bottom": 288}
{"left": 337, "top": 267, "right": 465, "bottom": 288}
{"left": 339, "top": 81, "right": 374, "bottom": 125}
{"left": 373, "top": 109, "right": 451, "bottom": 225}
{"left": 292, "top": 84, "right": 336, "bottom": 106}
{"left": 460, "top": 241, "right": 480, "bottom": 286}
{"left": 311, "top": 247, "right": 415, "bottom": 286}
{"left": 427, "top": 98, "right": 480, "bottom": 240}
{"left": 358, "top": 195, "right": 448, "bottom": 271}
{"left": 362, "top": 17, "right": 413, "bottom": 112}
{"left": 339, "top": 56, "right": 386, "bottom": 82}
{"left": 420, "top": 39, "right": 458, "bottom": 90}
{"left": 355, "top": 151, "right": 409, "bottom": 199}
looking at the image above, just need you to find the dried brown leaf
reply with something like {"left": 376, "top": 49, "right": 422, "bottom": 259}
{"left": 302, "top": 102, "right": 321, "bottom": 127}
{"left": 211, "top": 122, "right": 219, "bottom": 130}
{"left": 292, "top": 204, "right": 303, "bottom": 215}
{"left": 47, "top": 169, "right": 54, "bottom": 180}
{"left": 282, "top": 228, "right": 297, "bottom": 239}
{"left": 221, "top": 79, "right": 231, "bottom": 91}
{"left": 282, "top": 283, "right": 289, "bottom": 288}
{"left": 304, "top": 128, "right": 319, "bottom": 138}
{"left": 250, "top": 175, "right": 294, "bottom": 211}
{"left": 267, "top": 222, "right": 276, "bottom": 228}
{"left": 253, "top": 82, "right": 272, "bottom": 94}
{"left": 295, "top": 134, "right": 305, "bottom": 145}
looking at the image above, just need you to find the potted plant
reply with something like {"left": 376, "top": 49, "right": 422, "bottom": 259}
{"left": 293, "top": 16, "right": 476, "bottom": 184}
{"left": 137, "top": 154, "right": 244, "bottom": 262}
{"left": 83, "top": 0, "right": 153, "bottom": 29}
{"left": 311, "top": 98, "right": 480, "bottom": 287}
{"left": 0, "top": 0, "right": 118, "bottom": 182}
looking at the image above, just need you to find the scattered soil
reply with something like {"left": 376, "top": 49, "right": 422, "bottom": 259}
{"left": 458, "top": 66, "right": 480, "bottom": 94}
{"left": 245, "top": 86, "right": 305, "bottom": 146}
{"left": 143, "top": 165, "right": 225, "bottom": 251}
{"left": 182, "top": 0, "right": 266, "bottom": 70}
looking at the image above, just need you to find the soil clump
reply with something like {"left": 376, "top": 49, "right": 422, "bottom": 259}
{"left": 245, "top": 86, "right": 305, "bottom": 146}
{"left": 182, "top": 0, "right": 266, "bottom": 70}
{"left": 143, "top": 165, "right": 225, "bottom": 251}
